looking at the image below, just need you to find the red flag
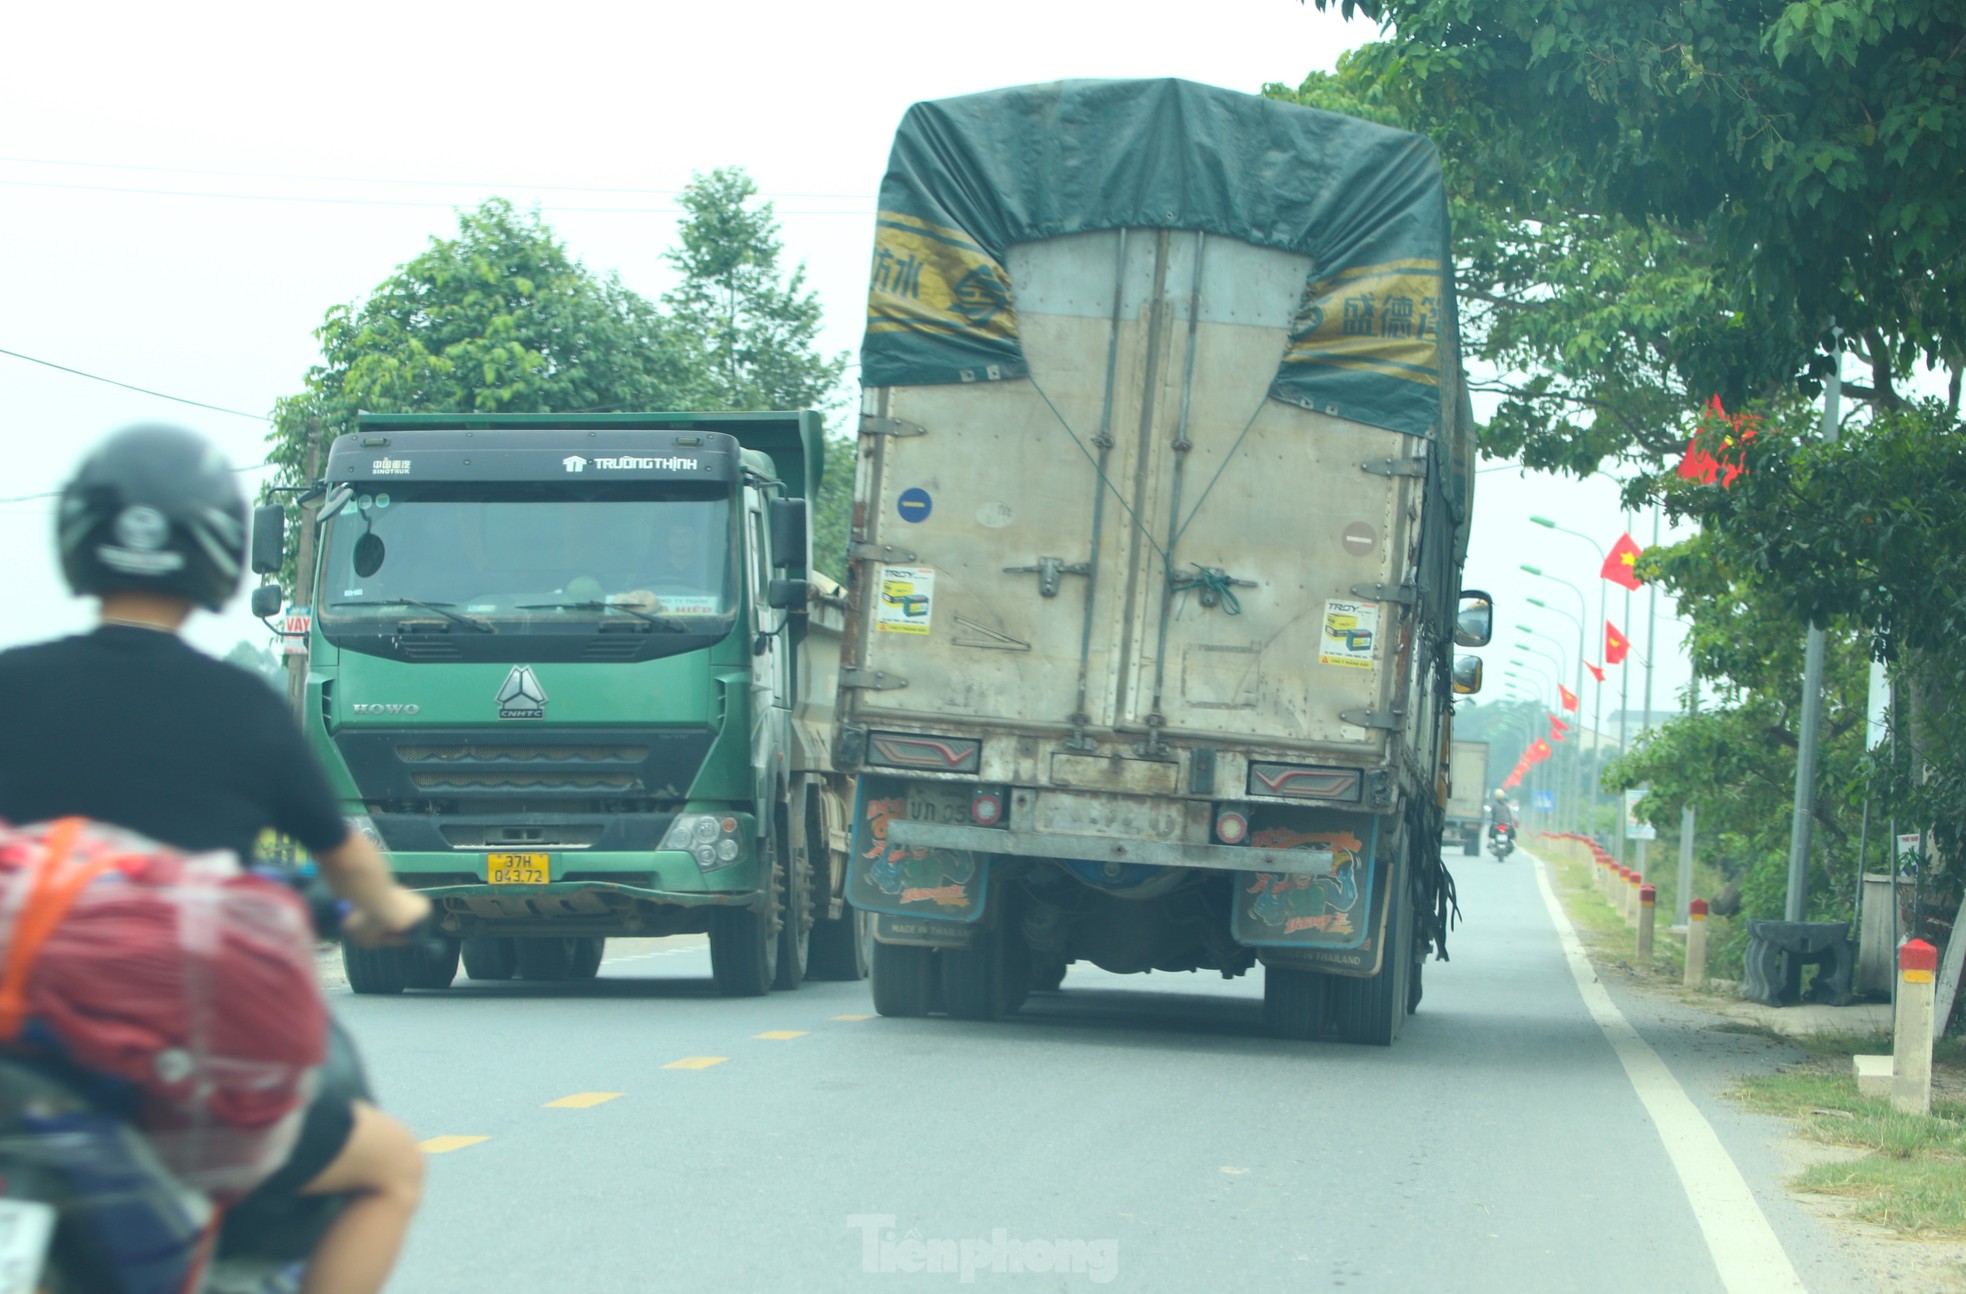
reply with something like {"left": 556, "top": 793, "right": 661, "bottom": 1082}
{"left": 1526, "top": 739, "right": 1552, "bottom": 764}
{"left": 1584, "top": 661, "right": 1606, "bottom": 684}
{"left": 1605, "top": 621, "right": 1630, "bottom": 666}
{"left": 1601, "top": 533, "right": 1643, "bottom": 591}
{"left": 1677, "top": 395, "right": 1759, "bottom": 487}
{"left": 1558, "top": 684, "right": 1579, "bottom": 711}
{"left": 1550, "top": 715, "right": 1571, "bottom": 734}
{"left": 1502, "top": 770, "right": 1522, "bottom": 789}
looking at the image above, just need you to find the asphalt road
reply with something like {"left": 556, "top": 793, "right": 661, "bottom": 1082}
{"left": 329, "top": 848, "right": 1880, "bottom": 1293}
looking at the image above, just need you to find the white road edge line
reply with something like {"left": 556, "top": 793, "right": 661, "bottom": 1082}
{"left": 1531, "top": 854, "right": 1808, "bottom": 1294}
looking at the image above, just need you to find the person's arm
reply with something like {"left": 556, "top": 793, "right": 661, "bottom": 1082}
{"left": 316, "top": 832, "right": 431, "bottom": 945}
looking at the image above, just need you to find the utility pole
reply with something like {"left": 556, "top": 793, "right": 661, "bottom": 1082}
{"left": 1784, "top": 334, "right": 1842, "bottom": 922}
{"left": 1637, "top": 507, "right": 1659, "bottom": 879}
{"left": 285, "top": 424, "right": 322, "bottom": 721}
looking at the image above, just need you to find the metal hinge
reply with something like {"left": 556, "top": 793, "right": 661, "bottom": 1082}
{"left": 849, "top": 540, "right": 919, "bottom": 564}
{"left": 1362, "top": 457, "right": 1427, "bottom": 478}
{"left": 861, "top": 415, "right": 927, "bottom": 438}
{"left": 1350, "top": 582, "right": 1418, "bottom": 604}
{"left": 839, "top": 668, "right": 909, "bottom": 691}
{"left": 1003, "top": 556, "right": 1090, "bottom": 598}
{"left": 1339, "top": 707, "right": 1405, "bottom": 731}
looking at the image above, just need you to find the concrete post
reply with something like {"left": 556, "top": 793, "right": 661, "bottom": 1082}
{"left": 1637, "top": 883, "right": 1656, "bottom": 967}
{"left": 1624, "top": 869, "right": 1639, "bottom": 924}
{"left": 1684, "top": 898, "right": 1708, "bottom": 988}
{"left": 1894, "top": 939, "right": 1938, "bottom": 1116}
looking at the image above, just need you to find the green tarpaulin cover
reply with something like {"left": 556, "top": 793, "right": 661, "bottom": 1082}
{"left": 862, "top": 77, "right": 1460, "bottom": 439}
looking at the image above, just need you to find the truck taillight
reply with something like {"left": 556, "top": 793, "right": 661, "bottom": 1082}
{"left": 971, "top": 791, "right": 1004, "bottom": 825}
{"left": 1215, "top": 811, "right": 1249, "bottom": 845}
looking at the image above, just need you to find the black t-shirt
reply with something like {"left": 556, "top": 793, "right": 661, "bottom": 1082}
{"left": 0, "top": 626, "right": 349, "bottom": 862}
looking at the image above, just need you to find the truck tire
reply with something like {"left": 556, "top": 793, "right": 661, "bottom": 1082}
{"left": 343, "top": 942, "right": 409, "bottom": 995}
{"left": 1462, "top": 832, "right": 1479, "bottom": 856}
{"left": 1263, "top": 965, "right": 1329, "bottom": 1041}
{"left": 461, "top": 936, "right": 517, "bottom": 981}
{"left": 406, "top": 938, "right": 460, "bottom": 990}
{"left": 710, "top": 903, "right": 777, "bottom": 997}
{"left": 1333, "top": 872, "right": 1411, "bottom": 1046}
{"left": 773, "top": 802, "right": 809, "bottom": 991}
{"left": 1029, "top": 958, "right": 1067, "bottom": 993}
{"left": 870, "top": 941, "right": 936, "bottom": 1017}
{"left": 568, "top": 937, "right": 605, "bottom": 979}
{"left": 516, "top": 938, "right": 575, "bottom": 981}
{"left": 942, "top": 926, "right": 1018, "bottom": 1021}
{"left": 809, "top": 904, "right": 873, "bottom": 981}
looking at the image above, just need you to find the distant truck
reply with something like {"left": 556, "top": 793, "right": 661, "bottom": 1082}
{"left": 833, "top": 79, "right": 1492, "bottom": 1045}
{"left": 249, "top": 412, "right": 867, "bottom": 997}
{"left": 1444, "top": 741, "right": 1490, "bottom": 856}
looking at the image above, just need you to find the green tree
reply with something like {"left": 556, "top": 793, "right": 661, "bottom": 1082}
{"left": 222, "top": 639, "right": 284, "bottom": 692}
{"left": 268, "top": 198, "right": 707, "bottom": 495}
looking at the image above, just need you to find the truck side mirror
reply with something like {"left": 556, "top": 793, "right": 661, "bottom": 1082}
{"left": 250, "top": 584, "right": 284, "bottom": 619}
{"left": 1454, "top": 590, "right": 1493, "bottom": 647}
{"left": 250, "top": 504, "right": 286, "bottom": 575}
{"left": 769, "top": 498, "right": 808, "bottom": 570}
{"left": 767, "top": 578, "right": 809, "bottom": 611}
{"left": 1452, "top": 655, "right": 1484, "bottom": 695}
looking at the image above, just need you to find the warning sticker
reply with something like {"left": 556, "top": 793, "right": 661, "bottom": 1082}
{"left": 1319, "top": 599, "right": 1377, "bottom": 668}
{"left": 875, "top": 566, "right": 935, "bottom": 634}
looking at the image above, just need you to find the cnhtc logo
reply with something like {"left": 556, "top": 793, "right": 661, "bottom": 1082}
{"left": 563, "top": 455, "right": 589, "bottom": 473}
{"left": 496, "top": 665, "right": 549, "bottom": 720}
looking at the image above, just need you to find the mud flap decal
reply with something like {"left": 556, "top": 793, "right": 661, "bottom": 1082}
{"left": 1231, "top": 815, "right": 1383, "bottom": 958}
{"left": 846, "top": 776, "right": 988, "bottom": 922}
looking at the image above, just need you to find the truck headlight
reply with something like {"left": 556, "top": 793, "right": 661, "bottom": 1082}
{"left": 661, "top": 814, "right": 745, "bottom": 871}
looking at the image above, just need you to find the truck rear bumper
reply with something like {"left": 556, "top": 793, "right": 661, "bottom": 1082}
{"left": 885, "top": 819, "right": 1342, "bottom": 876}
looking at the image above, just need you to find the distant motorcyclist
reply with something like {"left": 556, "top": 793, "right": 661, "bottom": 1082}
{"left": 0, "top": 424, "right": 427, "bottom": 1294}
{"left": 1489, "top": 789, "right": 1517, "bottom": 830}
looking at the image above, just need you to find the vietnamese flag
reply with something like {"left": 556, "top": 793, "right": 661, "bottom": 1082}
{"left": 1558, "top": 684, "right": 1579, "bottom": 711}
{"left": 1550, "top": 715, "right": 1571, "bottom": 735}
{"left": 1502, "top": 770, "right": 1523, "bottom": 789}
{"left": 1601, "top": 533, "right": 1643, "bottom": 591}
{"left": 1584, "top": 661, "right": 1606, "bottom": 684}
{"left": 1678, "top": 395, "right": 1759, "bottom": 487}
{"left": 1526, "top": 738, "right": 1552, "bottom": 764}
{"left": 1605, "top": 621, "right": 1630, "bottom": 666}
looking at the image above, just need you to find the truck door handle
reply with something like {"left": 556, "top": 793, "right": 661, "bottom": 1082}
{"left": 1003, "top": 556, "right": 1091, "bottom": 598}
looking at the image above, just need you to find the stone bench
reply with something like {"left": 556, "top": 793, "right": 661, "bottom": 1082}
{"left": 1742, "top": 919, "right": 1855, "bottom": 1007}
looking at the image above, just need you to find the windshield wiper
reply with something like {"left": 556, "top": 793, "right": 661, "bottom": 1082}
{"left": 329, "top": 599, "right": 496, "bottom": 633}
{"left": 516, "top": 601, "right": 689, "bottom": 633}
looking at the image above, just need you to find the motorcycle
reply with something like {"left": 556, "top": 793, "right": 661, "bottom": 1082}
{"left": 0, "top": 870, "right": 428, "bottom": 1294}
{"left": 1487, "top": 822, "right": 1516, "bottom": 861}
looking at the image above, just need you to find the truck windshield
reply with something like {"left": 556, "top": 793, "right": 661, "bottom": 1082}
{"left": 316, "top": 486, "right": 736, "bottom": 631}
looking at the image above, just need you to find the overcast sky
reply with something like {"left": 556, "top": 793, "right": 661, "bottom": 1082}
{"left": 1, "top": 0, "right": 1696, "bottom": 737}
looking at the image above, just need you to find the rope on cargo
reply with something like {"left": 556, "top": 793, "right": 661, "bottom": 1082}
{"left": 1027, "top": 377, "right": 1169, "bottom": 565}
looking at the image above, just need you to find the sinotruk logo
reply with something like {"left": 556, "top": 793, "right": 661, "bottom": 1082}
{"left": 497, "top": 665, "right": 548, "bottom": 720}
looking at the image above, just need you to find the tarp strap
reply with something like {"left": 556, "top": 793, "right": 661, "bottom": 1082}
{"left": 0, "top": 819, "right": 124, "bottom": 1041}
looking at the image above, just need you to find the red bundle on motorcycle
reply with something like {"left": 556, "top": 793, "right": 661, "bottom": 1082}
{"left": 0, "top": 818, "right": 326, "bottom": 1199}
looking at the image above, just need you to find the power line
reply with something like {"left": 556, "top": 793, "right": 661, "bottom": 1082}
{"left": 0, "top": 347, "right": 270, "bottom": 421}
{"left": 0, "top": 177, "right": 875, "bottom": 217}
{"left": 0, "top": 154, "right": 873, "bottom": 201}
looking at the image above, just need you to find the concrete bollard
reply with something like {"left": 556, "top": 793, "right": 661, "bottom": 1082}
{"left": 1637, "top": 883, "right": 1656, "bottom": 966}
{"left": 1893, "top": 939, "right": 1938, "bottom": 1116}
{"left": 1683, "top": 898, "right": 1708, "bottom": 988}
{"left": 1623, "top": 869, "right": 1639, "bottom": 923}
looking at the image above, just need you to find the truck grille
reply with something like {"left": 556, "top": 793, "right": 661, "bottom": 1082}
{"left": 399, "top": 743, "right": 646, "bottom": 792}
{"left": 334, "top": 727, "right": 715, "bottom": 812}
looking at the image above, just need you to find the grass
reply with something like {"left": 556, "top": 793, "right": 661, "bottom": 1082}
{"left": 1732, "top": 1067, "right": 1966, "bottom": 1237}
{"left": 1537, "top": 835, "right": 1692, "bottom": 981}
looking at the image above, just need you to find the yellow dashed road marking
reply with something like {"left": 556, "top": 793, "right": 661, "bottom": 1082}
{"left": 664, "top": 1056, "right": 728, "bottom": 1070}
{"left": 830, "top": 1014, "right": 874, "bottom": 1022}
{"left": 753, "top": 1030, "right": 808, "bottom": 1040}
{"left": 420, "top": 1135, "right": 489, "bottom": 1154}
{"left": 545, "top": 1092, "right": 624, "bottom": 1108}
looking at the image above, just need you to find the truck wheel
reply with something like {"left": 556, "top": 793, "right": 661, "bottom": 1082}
{"left": 710, "top": 903, "right": 777, "bottom": 997}
{"left": 1462, "top": 832, "right": 1479, "bottom": 856}
{"left": 461, "top": 937, "right": 517, "bottom": 981}
{"left": 568, "top": 937, "right": 605, "bottom": 979}
{"left": 1263, "top": 965, "right": 1329, "bottom": 1040}
{"left": 343, "top": 942, "right": 410, "bottom": 995}
{"left": 406, "top": 938, "right": 460, "bottom": 990}
{"left": 1333, "top": 874, "right": 1412, "bottom": 1046}
{"left": 809, "top": 904, "right": 873, "bottom": 981}
{"left": 1029, "top": 958, "right": 1067, "bottom": 993}
{"left": 773, "top": 803, "right": 809, "bottom": 991}
{"left": 870, "top": 941, "right": 935, "bottom": 1017}
{"left": 516, "top": 938, "right": 575, "bottom": 981}
{"left": 1407, "top": 956, "right": 1425, "bottom": 1014}
{"left": 942, "top": 926, "right": 1016, "bottom": 1021}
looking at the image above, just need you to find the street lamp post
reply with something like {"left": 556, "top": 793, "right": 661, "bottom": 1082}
{"left": 1522, "top": 566, "right": 1600, "bottom": 841}
{"left": 1517, "top": 629, "right": 1575, "bottom": 833}
{"left": 1526, "top": 595, "right": 1589, "bottom": 841}
{"left": 1507, "top": 661, "right": 1561, "bottom": 825}
{"left": 1527, "top": 519, "right": 1615, "bottom": 849}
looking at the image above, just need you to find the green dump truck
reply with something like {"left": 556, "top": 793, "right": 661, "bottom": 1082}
{"left": 249, "top": 412, "right": 867, "bottom": 996}
{"left": 835, "top": 79, "right": 1492, "bottom": 1044}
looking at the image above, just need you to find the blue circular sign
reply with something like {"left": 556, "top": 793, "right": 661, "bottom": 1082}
{"left": 897, "top": 487, "right": 933, "bottom": 523}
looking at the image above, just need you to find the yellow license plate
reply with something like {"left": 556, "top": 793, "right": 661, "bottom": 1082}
{"left": 487, "top": 853, "right": 550, "bottom": 884}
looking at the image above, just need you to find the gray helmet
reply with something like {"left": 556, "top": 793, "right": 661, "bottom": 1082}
{"left": 58, "top": 424, "right": 247, "bottom": 611}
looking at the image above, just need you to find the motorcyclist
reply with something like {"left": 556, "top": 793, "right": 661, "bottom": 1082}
{"left": 0, "top": 424, "right": 429, "bottom": 1294}
{"left": 1489, "top": 789, "right": 1517, "bottom": 831}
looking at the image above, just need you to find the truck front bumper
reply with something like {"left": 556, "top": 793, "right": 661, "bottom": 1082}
{"left": 393, "top": 850, "right": 762, "bottom": 936}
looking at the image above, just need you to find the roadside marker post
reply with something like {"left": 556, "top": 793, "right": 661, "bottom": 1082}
{"left": 1894, "top": 939, "right": 1938, "bottom": 1116}
{"left": 1637, "top": 884, "right": 1656, "bottom": 967}
{"left": 1683, "top": 898, "right": 1708, "bottom": 989}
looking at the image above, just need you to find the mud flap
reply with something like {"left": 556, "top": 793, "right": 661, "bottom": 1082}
{"left": 846, "top": 776, "right": 989, "bottom": 923}
{"left": 1233, "top": 814, "right": 1390, "bottom": 975}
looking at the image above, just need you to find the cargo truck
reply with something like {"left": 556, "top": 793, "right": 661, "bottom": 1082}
{"left": 248, "top": 412, "right": 867, "bottom": 997}
{"left": 834, "top": 79, "right": 1492, "bottom": 1044}
{"left": 1443, "top": 740, "right": 1489, "bottom": 856}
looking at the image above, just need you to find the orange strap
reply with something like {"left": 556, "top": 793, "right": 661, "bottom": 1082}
{"left": 0, "top": 818, "right": 122, "bottom": 1041}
